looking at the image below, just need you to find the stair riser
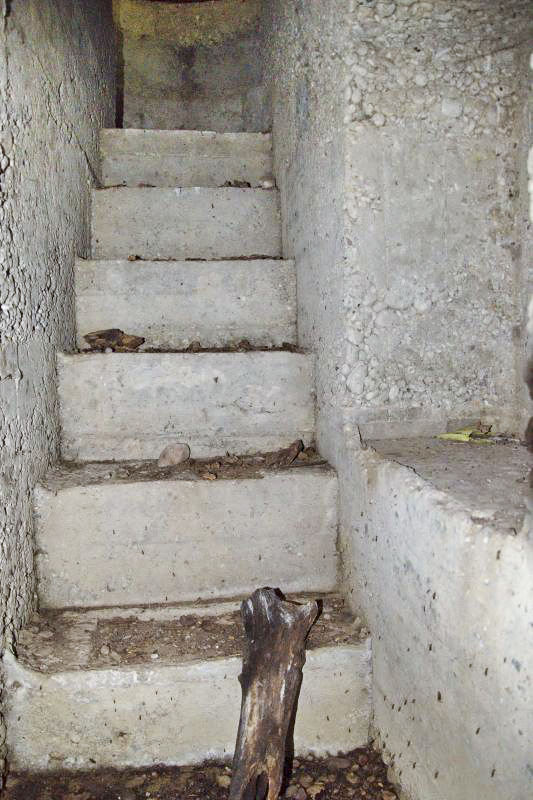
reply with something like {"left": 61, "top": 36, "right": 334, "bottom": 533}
{"left": 58, "top": 352, "right": 316, "bottom": 461}
{"left": 5, "top": 645, "right": 371, "bottom": 770}
{"left": 35, "top": 468, "right": 339, "bottom": 608}
{"left": 75, "top": 259, "right": 296, "bottom": 350}
{"left": 100, "top": 130, "right": 273, "bottom": 188}
{"left": 92, "top": 188, "right": 281, "bottom": 260}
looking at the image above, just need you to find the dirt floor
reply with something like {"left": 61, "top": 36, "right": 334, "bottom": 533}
{"left": 4, "top": 747, "right": 399, "bottom": 799}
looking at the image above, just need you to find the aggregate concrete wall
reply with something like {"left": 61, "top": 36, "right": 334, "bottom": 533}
{"left": 0, "top": 0, "right": 115, "bottom": 783}
{"left": 265, "top": 0, "right": 532, "bottom": 443}
{"left": 263, "top": 1, "right": 533, "bottom": 799}
{"left": 115, "top": 0, "right": 270, "bottom": 132}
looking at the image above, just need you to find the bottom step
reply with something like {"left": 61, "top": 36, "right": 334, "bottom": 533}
{"left": 5, "top": 598, "right": 371, "bottom": 771}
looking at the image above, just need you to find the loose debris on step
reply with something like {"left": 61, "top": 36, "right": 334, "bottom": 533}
{"left": 4, "top": 746, "right": 399, "bottom": 799}
{"left": 230, "top": 589, "right": 319, "bottom": 799}
{"left": 17, "top": 597, "right": 368, "bottom": 672}
{"left": 223, "top": 180, "right": 252, "bottom": 188}
{"left": 77, "top": 339, "right": 301, "bottom": 355}
{"left": 45, "top": 445, "right": 327, "bottom": 490}
{"left": 83, "top": 329, "right": 145, "bottom": 352}
{"left": 436, "top": 421, "right": 517, "bottom": 444}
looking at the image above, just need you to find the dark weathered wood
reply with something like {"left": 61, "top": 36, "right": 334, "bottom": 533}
{"left": 230, "top": 588, "right": 319, "bottom": 800}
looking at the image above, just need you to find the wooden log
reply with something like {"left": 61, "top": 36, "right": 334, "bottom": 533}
{"left": 229, "top": 588, "right": 319, "bottom": 800}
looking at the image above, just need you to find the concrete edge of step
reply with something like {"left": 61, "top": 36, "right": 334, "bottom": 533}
{"left": 3, "top": 642, "right": 371, "bottom": 682}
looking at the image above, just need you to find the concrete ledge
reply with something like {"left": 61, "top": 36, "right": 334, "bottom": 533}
{"left": 100, "top": 129, "right": 273, "bottom": 188}
{"left": 35, "top": 464, "right": 338, "bottom": 608}
{"left": 75, "top": 258, "right": 296, "bottom": 349}
{"left": 341, "top": 438, "right": 531, "bottom": 800}
{"left": 58, "top": 351, "right": 316, "bottom": 461}
{"left": 91, "top": 187, "right": 281, "bottom": 260}
{"left": 5, "top": 601, "right": 371, "bottom": 770}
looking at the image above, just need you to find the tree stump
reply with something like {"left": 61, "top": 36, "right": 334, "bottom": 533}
{"left": 229, "top": 588, "right": 319, "bottom": 800}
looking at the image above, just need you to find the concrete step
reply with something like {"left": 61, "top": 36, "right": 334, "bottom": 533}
{"left": 92, "top": 187, "right": 281, "bottom": 261}
{"left": 35, "top": 459, "right": 338, "bottom": 609}
{"left": 100, "top": 129, "right": 273, "bottom": 188}
{"left": 5, "top": 598, "right": 372, "bottom": 770}
{"left": 58, "top": 351, "right": 315, "bottom": 461}
{"left": 75, "top": 258, "right": 296, "bottom": 350}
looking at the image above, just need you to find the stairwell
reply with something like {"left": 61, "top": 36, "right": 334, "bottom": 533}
{"left": 3, "top": 129, "right": 372, "bottom": 770}
{"left": 2, "top": 3, "right": 531, "bottom": 799}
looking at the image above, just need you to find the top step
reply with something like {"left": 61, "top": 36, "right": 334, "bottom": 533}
{"left": 100, "top": 129, "right": 273, "bottom": 189}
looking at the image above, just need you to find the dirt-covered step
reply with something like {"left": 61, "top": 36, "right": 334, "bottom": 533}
{"left": 92, "top": 186, "right": 281, "bottom": 260}
{"left": 4, "top": 597, "right": 372, "bottom": 772}
{"left": 3, "top": 747, "right": 400, "bottom": 799}
{"left": 100, "top": 129, "right": 273, "bottom": 189}
{"left": 74, "top": 257, "right": 296, "bottom": 350}
{"left": 34, "top": 453, "right": 338, "bottom": 609}
{"left": 57, "top": 350, "right": 315, "bottom": 461}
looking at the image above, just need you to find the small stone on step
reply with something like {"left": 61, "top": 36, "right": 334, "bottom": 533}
{"left": 157, "top": 442, "right": 191, "bottom": 467}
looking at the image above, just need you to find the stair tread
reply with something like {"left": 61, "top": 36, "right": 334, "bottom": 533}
{"left": 370, "top": 437, "right": 528, "bottom": 533}
{"left": 39, "top": 450, "right": 332, "bottom": 491}
{"left": 101, "top": 128, "right": 273, "bottom": 153}
{"left": 16, "top": 596, "right": 367, "bottom": 674}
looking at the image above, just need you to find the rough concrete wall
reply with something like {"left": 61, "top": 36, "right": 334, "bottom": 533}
{"left": 266, "top": 0, "right": 531, "bottom": 445}
{"left": 262, "top": 0, "right": 349, "bottom": 455}
{"left": 0, "top": 0, "right": 115, "bottom": 784}
{"left": 342, "top": 446, "right": 532, "bottom": 800}
{"left": 116, "top": 0, "right": 270, "bottom": 131}
{"left": 340, "top": 0, "right": 532, "bottom": 439}
{"left": 264, "top": 2, "right": 533, "bottom": 799}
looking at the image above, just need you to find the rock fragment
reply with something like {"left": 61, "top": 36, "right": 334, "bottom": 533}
{"left": 157, "top": 443, "right": 191, "bottom": 467}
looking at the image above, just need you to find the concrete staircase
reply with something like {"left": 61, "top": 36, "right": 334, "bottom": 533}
{"left": 4, "top": 130, "right": 371, "bottom": 772}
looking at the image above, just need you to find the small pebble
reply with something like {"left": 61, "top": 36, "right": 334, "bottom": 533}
{"left": 100, "top": 644, "right": 110, "bottom": 656}
{"left": 157, "top": 442, "right": 191, "bottom": 467}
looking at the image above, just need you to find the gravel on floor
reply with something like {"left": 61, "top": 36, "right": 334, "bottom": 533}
{"left": 4, "top": 746, "right": 399, "bottom": 799}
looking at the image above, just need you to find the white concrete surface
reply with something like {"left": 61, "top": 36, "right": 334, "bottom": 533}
{"left": 340, "top": 440, "right": 532, "bottom": 800}
{"left": 4, "top": 638, "right": 371, "bottom": 771}
{"left": 100, "top": 129, "right": 273, "bottom": 188}
{"left": 91, "top": 187, "right": 281, "bottom": 260}
{"left": 58, "top": 351, "right": 316, "bottom": 461}
{"left": 35, "top": 465, "right": 338, "bottom": 608}
{"left": 0, "top": 2, "right": 116, "bottom": 776}
{"left": 75, "top": 258, "right": 296, "bottom": 349}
